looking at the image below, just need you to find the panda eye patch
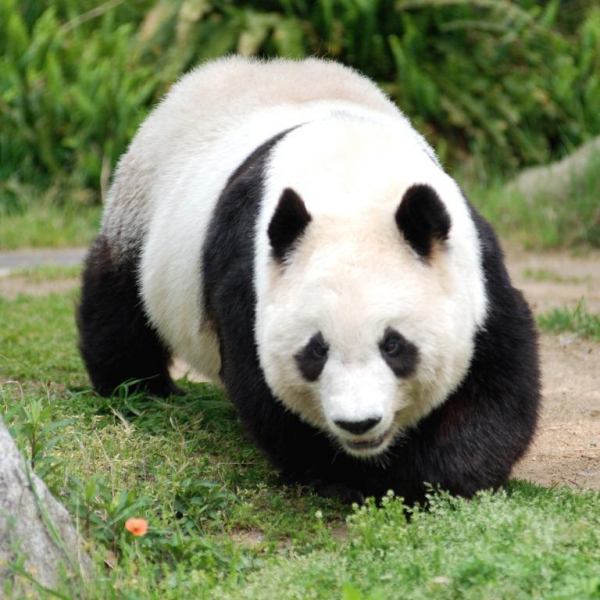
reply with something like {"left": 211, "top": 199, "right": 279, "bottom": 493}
{"left": 380, "top": 327, "right": 419, "bottom": 378}
{"left": 295, "top": 332, "right": 329, "bottom": 382}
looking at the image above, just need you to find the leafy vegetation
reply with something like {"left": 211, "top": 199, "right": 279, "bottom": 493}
{"left": 1, "top": 267, "right": 599, "bottom": 597}
{"left": 538, "top": 299, "right": 600, "bottom": 341}
{"left": 2, "top": 0, "right": 600, "bottom": 210}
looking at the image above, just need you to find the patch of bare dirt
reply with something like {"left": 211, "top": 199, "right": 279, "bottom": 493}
{"left": 512, "top": 336, "right": 599, "bottom": 490}
{"left": 506, "top": 246, "right": 600, "bottom": 313}
{"left": 0, "top": 248, "right": 85, "bottom": 299}
{"left": 0, "top": 276, "right": 79, "bottom": 300}
{"left": 506, "top": 246, "right": 600, "bottom": 490}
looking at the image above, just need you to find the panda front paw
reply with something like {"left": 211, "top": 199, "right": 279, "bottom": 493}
{"left": 311, "top": 480, "right": 366, "bottom": 505}
{"left": 144, "top": 378, "right": 186, "bottom": 398}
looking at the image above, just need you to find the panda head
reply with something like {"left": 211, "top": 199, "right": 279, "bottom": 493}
{"left": 254, "top": 119, "right": 487, "bottom": 459}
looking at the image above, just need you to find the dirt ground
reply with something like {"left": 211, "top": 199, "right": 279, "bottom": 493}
{"left": 0, "top": 246, "right": 598, "bottom": 491}
{"left": 505, "top": 247, "right": 600, "bottom": 491}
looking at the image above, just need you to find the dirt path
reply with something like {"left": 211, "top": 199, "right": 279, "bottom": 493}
{"left": 506, "top": 247, "right": 600, "bottom": 491}
{"left": 0, "top": 248, "right": 87, "bottom": 274}
{"left": 1, "top": 246, "right": 599, "bottom": 490}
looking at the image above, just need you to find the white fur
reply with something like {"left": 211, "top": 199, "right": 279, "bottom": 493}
{"left": 102, "top": 56, "right": 487, "bottom": 457}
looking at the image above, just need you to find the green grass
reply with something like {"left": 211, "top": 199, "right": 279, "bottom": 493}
{"left": 216, "top": 486, "right": 600, "bottom": 600}
{"left": 8, "top": 264, "right": 82, "bottom": 282}
{"left": 1, "top": 267, "right": 600, "bottom": 597}
{"left": 538, "top": 299, "right": 600, "bottom": 341}
{"left": 522, "top": 268, "right": 590, "bottom": 285}
{"left": 0, "top": 287, "right": 345, "bottom": 596}
{"left": 0, "top": 203, "right": 100, "bottom": 250}
{"left": 0, "top": 290, "right": 83, "bottom": 382}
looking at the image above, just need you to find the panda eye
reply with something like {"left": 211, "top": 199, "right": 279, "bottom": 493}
{"left": 382, "top": 335, "right": 401, "bottom": 357}
{"left": 295, "top": 332, "right": 329, "bottom": 382}
{"left": 309, "top": 341, "right": 328, "bottom": 360}
{"left": 379, "top": 327, "right": 419, "bottom": 378}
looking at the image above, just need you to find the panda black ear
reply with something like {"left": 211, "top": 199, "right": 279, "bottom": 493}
{"left": 268, "top": 188, "right": 312, "bottom": 261}
{"left": 395, "top": 184, "right": 451, "bottom": 260}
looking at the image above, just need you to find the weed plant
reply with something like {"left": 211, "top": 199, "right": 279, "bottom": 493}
{"left": 538, "top": 299, "right": 600, "bottom": 341}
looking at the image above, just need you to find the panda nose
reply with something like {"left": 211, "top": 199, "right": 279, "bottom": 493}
{"left": 334, "top": 417, "right": 381, "bottom": 435}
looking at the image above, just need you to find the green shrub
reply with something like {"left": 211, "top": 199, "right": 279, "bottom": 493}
{"left": 1, "top": 0, "right": 600, "bottom": 206}
{"left": 0, "top": 0, "right": 158, "bottom": 206}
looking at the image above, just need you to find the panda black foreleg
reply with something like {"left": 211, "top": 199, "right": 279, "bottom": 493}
{"left": 77, "top": 235, "right": 183, "bottom": 398}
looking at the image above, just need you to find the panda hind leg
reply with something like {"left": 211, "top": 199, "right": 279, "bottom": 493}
{"left": 77, "top": 236, "right": 183, "bottom": 398}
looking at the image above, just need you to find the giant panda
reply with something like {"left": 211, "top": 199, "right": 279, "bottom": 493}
{"left": 78, "top": 56, "right": 540, "bottom": 505}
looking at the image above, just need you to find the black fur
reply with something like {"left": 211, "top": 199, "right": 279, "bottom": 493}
{"left": 295, "top": 332, "right": 329, "bottom": 382}
{"left": 379, "top": 327, "right": 419, "bottom": 378}
{"left": 203, "top": 161, "right": 540, "bottom": 505}
{"left": 396, "top": 183, "right": 451, "bottom": 260}
{"left": 202, "top": 129, "right": 296, "bottom": 325}
{"left": 268, "top": 188, "right": 312, "bottom": 261}
{"left": 77, "top": 236, "right": 182, "bottom": 397}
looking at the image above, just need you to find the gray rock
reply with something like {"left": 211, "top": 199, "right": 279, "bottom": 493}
{"left": 507, "top": 136, "right": 600, "bottom": 198}
{"left": 0, "top": 421, "right": 90, "bottom": 595}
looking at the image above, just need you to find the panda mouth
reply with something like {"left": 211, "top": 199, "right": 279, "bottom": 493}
{"left": 345, "top": 430, "right": 390, "bottom": 453}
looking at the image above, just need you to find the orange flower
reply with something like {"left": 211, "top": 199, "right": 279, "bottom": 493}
{"left": 125, "top": 518, "right": 148, "bottom": 536}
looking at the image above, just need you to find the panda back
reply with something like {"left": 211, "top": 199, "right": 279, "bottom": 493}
{"left": 101, "top": 57, "right": 419, "bottom": 379}
{"left": 102, "top": 55, "right": 405, "bottom": 252}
